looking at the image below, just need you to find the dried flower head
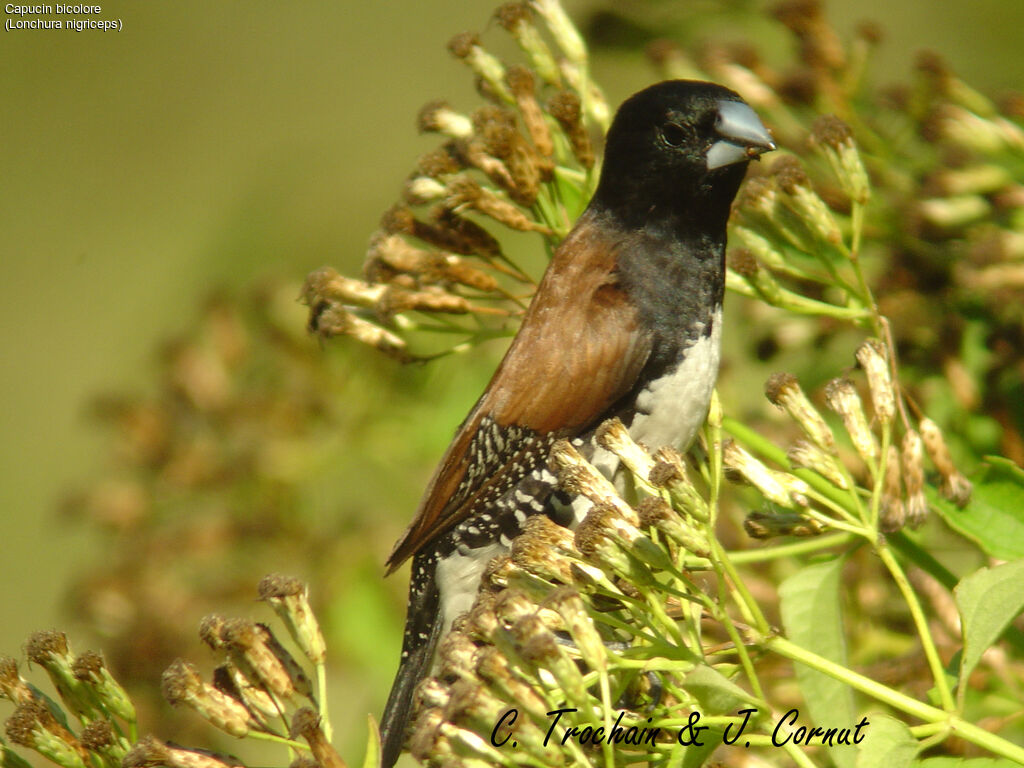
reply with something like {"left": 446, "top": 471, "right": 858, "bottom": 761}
{"left": 824, "top": 378, "right": 878, "bottom": 464}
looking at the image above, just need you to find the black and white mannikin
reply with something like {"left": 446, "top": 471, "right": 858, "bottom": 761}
{"left": 380, "top": 80, "right": 774, "bottom": 766}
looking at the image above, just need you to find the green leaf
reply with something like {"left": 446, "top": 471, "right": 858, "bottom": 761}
{"left": 362, "top": 714, "right": 382, "bottom": 768}
{"left": 780, "top": 556, "right": 856, "bottom": 768}
{"left": 680, "top": 666, "right": 755, "bottom": 768}
{"left": 679, "top": 727, "right": 724, "bottom": 768}
{"left": 954, "top": 558, "right": 1024, "bottom": 701}
{"left": 855, "top": 715, "right": 918, "bottom": 768}
{"left": 931, "top": 456, "right": 1024, "bottom": 560}
{"left": 683, "top": 664, "right": 760, "bottom": 713}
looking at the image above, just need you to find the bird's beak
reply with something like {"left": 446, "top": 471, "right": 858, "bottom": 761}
{"left": 706, "top": 100, "right": 776, "bottom": 170}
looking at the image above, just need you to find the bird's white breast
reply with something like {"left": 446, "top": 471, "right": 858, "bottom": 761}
{"left": 631, "top": 307, "right": 722, "bottom": 450}
{"left": 590, "top": 307, "right": 722, "bottom": 478}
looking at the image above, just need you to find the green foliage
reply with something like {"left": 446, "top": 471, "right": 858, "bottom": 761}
{"left": 932, "top": 457, "right": 1024, "bottom": 560}
{"left": 779, "top": 557, "right": 855, "bottom": 768}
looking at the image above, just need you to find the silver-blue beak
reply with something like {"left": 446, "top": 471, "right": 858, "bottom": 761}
{"left": 706, "top": 99, "right": 776, "bottom": 170}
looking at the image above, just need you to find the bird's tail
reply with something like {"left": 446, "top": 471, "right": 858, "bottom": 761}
{"left": 380, "top": 551, "right": 442, "bottom": 768}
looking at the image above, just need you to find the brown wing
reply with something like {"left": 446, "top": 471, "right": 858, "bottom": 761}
{"left": 385, "top": 214, "right": 652, "bottom": 573}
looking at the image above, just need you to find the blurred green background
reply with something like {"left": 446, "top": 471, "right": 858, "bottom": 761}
{"left": 1, "top": 0, "right": 1020, "bottom": 749}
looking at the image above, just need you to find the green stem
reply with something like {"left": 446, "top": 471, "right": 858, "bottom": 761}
{"left": 767, "top": 636, "right": 1024, "bottom": 763}
{"left": 723, "top": 532, "right": 853, "bottom": 563}
{"left": 876, "top": 544, "right": 956, "bottom": 712}
{"left": 316, "top": 662, "right": 331, "bottom": 742}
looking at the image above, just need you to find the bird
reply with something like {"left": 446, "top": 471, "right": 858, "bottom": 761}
{"left": 379, "top": 79, "right": 774, "bottom": 766}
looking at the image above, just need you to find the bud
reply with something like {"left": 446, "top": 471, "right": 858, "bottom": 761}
{"left": 510, "top": 615, "right": 587, "bottom": 704}
{"left": 416, "top": 677, "right": 451, "bottom": 712}
{"left": 937, "top": 105, "right": 1024, "bottom": 156}
{"left": 495, "top": 5, "right": 561, "bottom": 87}
{"left": 557, "top": 61, "right": 610, "bottom": 129}
{"left": 472, "top": 106, "right": 543, "bottom": 205}
{"left": 546, "top": 91, "right": 593, "bottom": 168}
{"left": 574, "top": 504, "right": 659, "bottom": 586}
{"left": 772, "top": 155, "right": 842, "bottom": 245}
{"left": 5, "top": 698, "right": 87, "bottom": 768}
{"left": 0, "top": 657, "right": 33, "bottom": 706}
{"left": 855, "top": 339, "right": 896, "bottom": 425}
{"left": 447, "top": 33, "right": 513, "bottom": 104}
{"left": 25, "top": 632, "right": 101, "bottom": 723}
{"left": 504, "top": 65, "right": 554, "bottom": 157}
{"left": 824, "top": 378, "right": 878, "bottom": 464}
{"left": 530, "top": 0, "right": 586, "bottom": 65}
{"left": 733, "top": 226, "right": 792, "bottom": 274}
{"left": 71, "top": 650, "right": 136, "bottom": 723}
{"left": 290, "top": 709, "right": 346, "bottom": 768}
{"left": 417, "top": 100, "right": 473, "bottom": 139}
{"left": 446, "top": 176, "right": 552, "bottom": 234}
{"left": 437, "top": 631, "right": 479, "bottom": 682}
{"left": 595, "top": 418, "right": 656, "bottom": 482}
{"left": 408, "top": 708, "right": 446, "bottom": 763}
{"left": 728, "top": 249, "right": 786, "bottom": 305}
{"left": 901, "top": 430, "right": 929, "bottom": 527}
{"left": 509, "top": 515, "right": 577, "bottom": 583}
{"left": 545, "top": 588, "right": 606, "bottom": 672}
{"left": 79, "top": 719, "right": 129, "bottom": 763}
{"left": 744, "top": 510, "right": 824, "bottom": 539}
{"left": 879, "top": 445, "right": 906, "bottom": 533}
{"left": 765, "top": 373, "right": 836, "bottom": 454}
{"left": 402, "top": 175, "right": 447, "bottom": 205}
{"left": 917, "top": 195, "right": 991, "bottom": 230}
{"left": 161, "top": 660, "right": 259, "bottom": 738}
{"left": 723, "top": 439, "right": 799, "bottom": 508}
{"left": 122, "top": 736, "right": 246, "bottom": 768}
{"left": 258, "top": 574, "right": 327, "bottom": 667}
{"left": 635, "top": 496, "right": 709, "bottom": 557}
{"left": 919, "top": 418, "right": 972, "bottom": 507}
{"left": 219, "top": 620, "right": 312, "bottom": 702}
{"left": 809, "top": 115, "right": 870, "bottom": 205}
{"left": 474, "top": 647, "right": 549, "bottom": 724}
{"left": 648, "top": 447, "right": 709, "bottom": 521}
{"left": 787, "top": 439, "right": 849, "bottom": 489}
{"left": 212, "top": 663, "right": 278, "bottom": 723}
{"left": 549, "top": 439, "right": 638, "bottom": 525}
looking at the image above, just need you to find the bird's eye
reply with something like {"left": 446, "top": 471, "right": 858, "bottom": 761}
{"left": 661, "top": 122, "right": 687, "bottom": 147}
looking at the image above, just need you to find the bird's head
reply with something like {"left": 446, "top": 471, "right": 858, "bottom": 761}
{"left": 592, "top": 80, "right": 775, "bottom": 228}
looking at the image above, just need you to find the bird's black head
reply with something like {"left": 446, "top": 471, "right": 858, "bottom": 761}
{"left": 591, "top": 80, "right": 775, "bottom": 231}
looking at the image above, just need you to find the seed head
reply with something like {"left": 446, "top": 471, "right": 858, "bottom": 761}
{"left": 448, "top": 32, "right": 513, "bottom": 104}
{"left": 0, "top": 656, "right": 33, "bottom": 705}
{"left": 530, "top": 0, "right": 587, "bottom": 65}
{"left": 810, "top": 115, "right": 870, "bottom": 205}
{"left": 509, "top": 515, "right": 577, "bottom": 583}
{"left": 919, "top": 418, "right": 972, "bottom": 507}
{"left": 879, "top": 445, "right": 906, "bottom": 532}
{"left": 290, "top": 709, "right": 346, "bottom": 768}
{"left": 723, "top": 439, "right": 801, "bottom": 509}
{"left": 495, "top": 4, "right": 561, "bottom": 87}
{"left": 744, "top": 510, "right": 823, "bottom": 539}
{"left": 901, "top": 430, "right": 929, "bottom": 527}
{"left": 856, "top": 339, "right": 896, "bottom": 425}
{"left": 417, "top": 100, "right": 473, "bottom": 139}
{"left": 547, "top": 90, "right": 593, "bottom": 168}
{"left": 787, "top": 439, "right": 848, "bottom": 489}
{"left": 824, "top": 378, "right": 878, "bottom": 464}
{"left": 258, "top": 573, "right": 327, "bottom": 667}
{"left": 635, "top": 496, "right": 709, "bottom": 557}
{"left": 161, "top": 659, "right": 257, "bottom": 738}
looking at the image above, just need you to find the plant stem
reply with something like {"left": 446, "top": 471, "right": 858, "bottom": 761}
{"left": 767, "top": 637, "right": 1024, "bottom": 763}
{"left": 875, "top": 544, "right": 956, "bottom": 712}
